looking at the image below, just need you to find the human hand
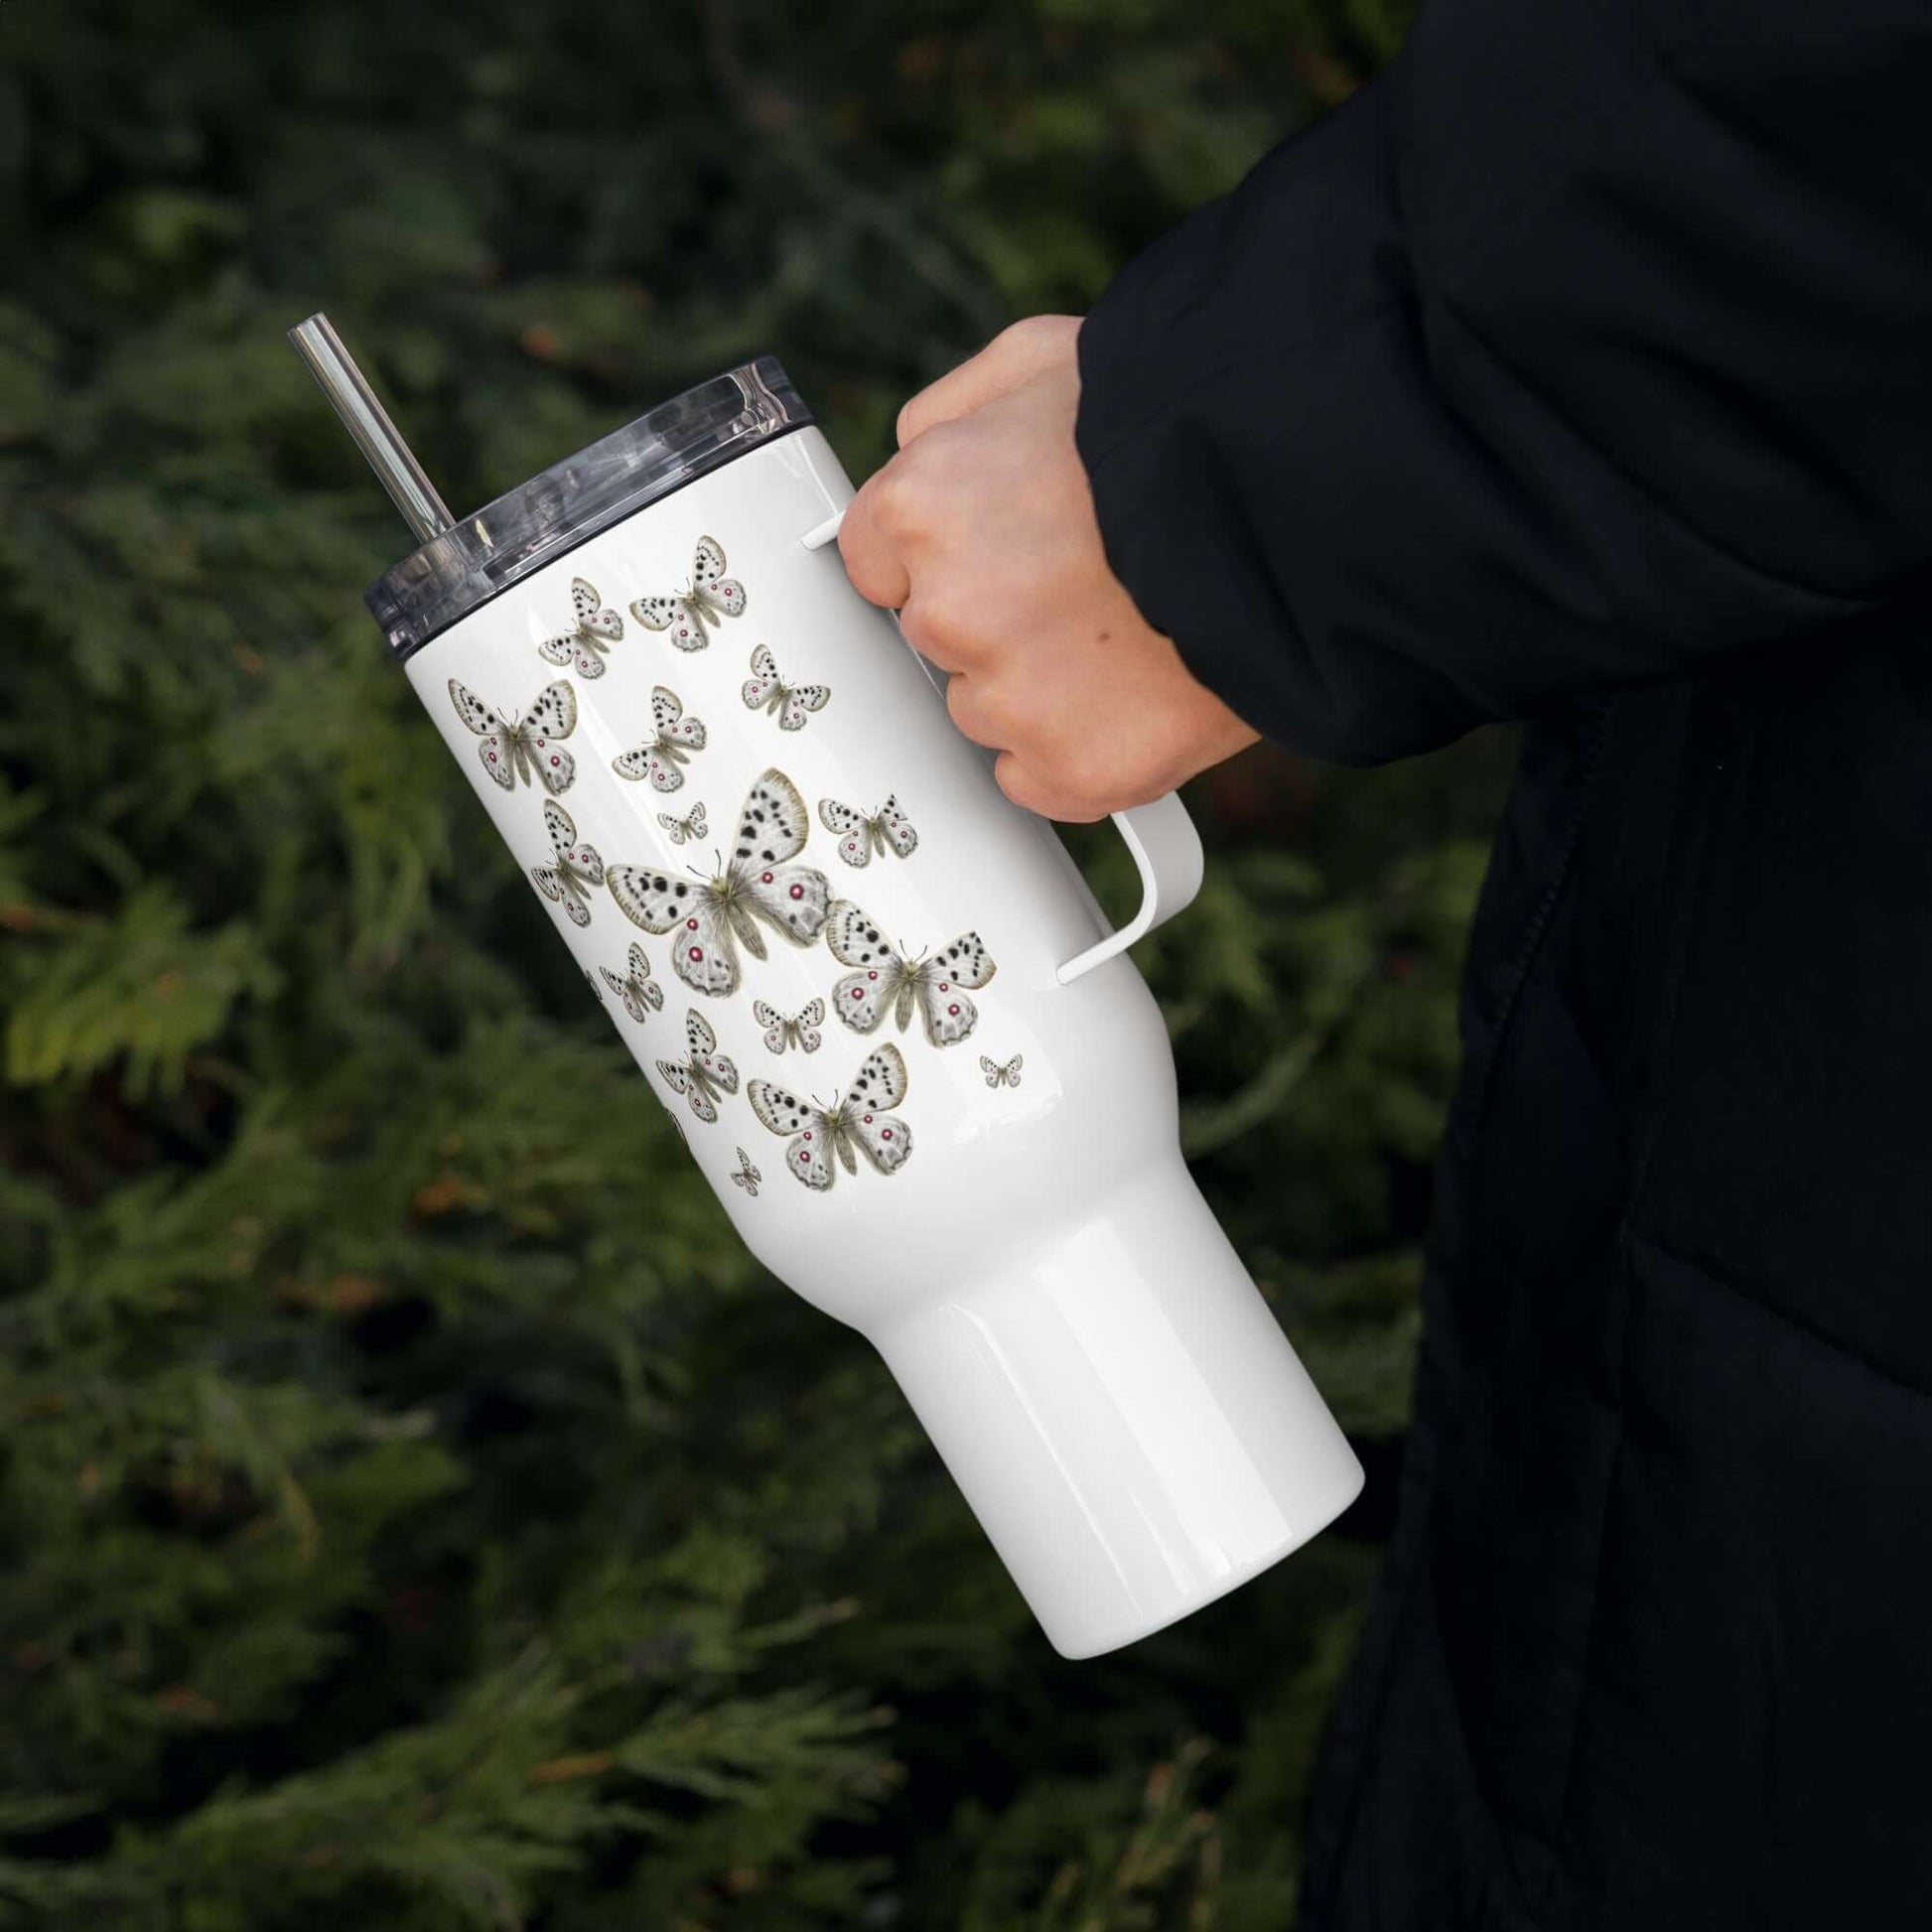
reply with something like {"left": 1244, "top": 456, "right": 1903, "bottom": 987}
{"left": 839, "top": 316, "right": 1259, "bottom": 822}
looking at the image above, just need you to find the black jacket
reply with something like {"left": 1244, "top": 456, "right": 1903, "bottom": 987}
{"left": 1076, "top": 2, "right": 1932, "bottom": 1927}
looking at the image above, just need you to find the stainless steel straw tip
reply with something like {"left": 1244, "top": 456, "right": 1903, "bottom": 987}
{"left": 288, "top": 313, "right": 455, "bottom": 547}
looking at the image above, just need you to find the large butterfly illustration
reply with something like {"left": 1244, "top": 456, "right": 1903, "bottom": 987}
{"left": 753, "top": 998, "right": 823, "bottom": 1055}
{"left": 742, "top": 644, "right": 830, "bottom": 733}
{"left": 656, "top": 1008, "right": 740, "bottom": 1124}
{"left": 749, "top": 1044, "right": 914, "bottom": 1192}
{"left": 612, "top": 685, "right": 707, "bottom": 793}
{"left": 448, "top": 678, "right": 577, "bottom": 794}
{"left": 657, "top": 802, "right": 707, "bottom": 847}
{"left": 599, "top": 942, "right": 665, "bottom": 1025}
{"left": 980, "top": 1053, "right": 1024, "bottom": 1089}
{"left": 531, "top": 798, "right": 606, "bottom": 927}
{"left": 630, "top": 535, "right": 747, "bottom": 650}
{"left": 825, "top": 901, "right": 995, "bottom": 1046}
{"left": 817, "top": 794, "right": 917, "bottom": 869}
{"left": 607, "top": 768, "right": 831, "bottom": 997}
{"left": 539, "top": 577, "right": 624, "bottom": 680}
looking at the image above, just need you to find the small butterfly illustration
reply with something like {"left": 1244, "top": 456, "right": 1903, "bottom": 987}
{"left": 980, "top": 1053, "right": 1024, "bottom": 1089}
{"left": 729, "top": 1148, "right": 761, "bottom": 1197}
{"left": 742, "top": 643, "right": 830, "bottom": 732}
{"left": 754, "top": 998, "right": 824, "bottom": 1055}
{"left": 584, "top": 968, "right": 604, "bottom": 1002}
{"left": 825, "top": 901, "right": 996, "bottom": 1047}
{"left": 655, "top": 1008, "right": 740, "bottom": 1124}
{"left": 599, "top": 941, "right": 665, "bottom": 1024}
{"left": 608, "top": 768, "right": 831, "bottom": 997}
{"left": 539, "top": 577, "right": 624, "bottom": 680}
{"left": 448, "top": 678, "right": 577, "bottom": 794}
{"left": 818, "top": 794, "right": 917, "bottom": 869}
{"left": 630, "top": 535, "right": 747, "bottom": 650}
{"left": 613, "top": 685, "right": 707, "bottom": 793}
{"left": 657, "top": 802, "right": 708, "bottom": 846}
{"left": 749, "top": 1044, "right": 913, "bottom": 1192}
{"left": 531, "top": 798, "right": 606, "bottom": 927}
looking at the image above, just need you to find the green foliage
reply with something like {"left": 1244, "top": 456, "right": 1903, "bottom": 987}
{"left": 0, "top": 0, "right": 1510, "bottom": 1925}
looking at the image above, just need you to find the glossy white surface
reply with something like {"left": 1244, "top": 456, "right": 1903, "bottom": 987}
{"left": 402, "top": 426, "right": 1362, "bottom": 1657}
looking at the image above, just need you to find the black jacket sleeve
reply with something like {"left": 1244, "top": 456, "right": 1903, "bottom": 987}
{"left": 1075, "top": 0, "right": 1932, "bottom": 764}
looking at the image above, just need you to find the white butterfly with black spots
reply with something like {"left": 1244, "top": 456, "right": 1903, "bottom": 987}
{"left": 729, "top": 1148, "right": 761, "bottom": 1197}
{"left": 825, "top": 901, "right": 995, "bottom": 1047}
{"left": 612, "top": 685, "right": 707, "bottom": 793}
{"left": 657, "top": 802, "right": 707, "bottom": 846}
{"left": 448, "top": 678, "right": 577, "bottom": 794}
{"left": 539, "top": 577, "right": 623, "bottom": 680}
{"left": 980, "top": 1053, "right": 1023, "bottom": 1089}
{"left": 607, "top": 768, "right": 831, "bottom": 997}
{"left": 749, "top": 1044, "right": 913, "bottom": 1192}
{"left": 742, "top": 643, "right": 830, "bottom": 733}
{"left": 818, "top": 794, "right": 917, "bottom": 869}
{"left": 630, "top": 535, "right": 747, "bottom": 651}
{"left": 599, "top": 942, "right": 665, "bottom": 1025}
{"left": 754, "top": 998, "right": 823, "bottom": 1056}
{"left": 530, "top": 799, "right": 606, "bottom": 928}
{"left": 655, "top": 1008, "right": 740, "bottom": 1124}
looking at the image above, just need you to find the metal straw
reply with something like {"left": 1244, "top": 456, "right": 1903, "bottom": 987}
{"left": 288, "top": 313, "right": 455, "bottom": 546}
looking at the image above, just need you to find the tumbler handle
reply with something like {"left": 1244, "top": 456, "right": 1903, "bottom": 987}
{"left": 801, "top": 509, "right": 1204, "bottom": 985}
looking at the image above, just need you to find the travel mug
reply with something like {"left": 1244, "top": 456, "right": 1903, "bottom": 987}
{"left": 308, "top": 331, "right": 1363, "bottom": 1658}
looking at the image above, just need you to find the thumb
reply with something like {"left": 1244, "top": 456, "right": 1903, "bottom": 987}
{"left": 896, "top": 315, "right": 1081, "bottom": 447}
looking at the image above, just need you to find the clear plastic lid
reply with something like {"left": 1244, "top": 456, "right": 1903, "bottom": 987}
{"left": 365, "top": 355, "right": 811, "bottom": 659}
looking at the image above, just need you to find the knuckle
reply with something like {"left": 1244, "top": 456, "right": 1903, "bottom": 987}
{"left": 868, "top": 464, "right": 918, "bottom": 538}
{"left": 1055, "top": 740, "right": 1132, "bottom": 819}
{"left": 944, "top": 674, "right": 991, "bottom": 741}
{"left": 871, "top": 438, "right": 950, "bottom": 535}
{"left": 903, "top": 593, "right": 975, "bottom": 663}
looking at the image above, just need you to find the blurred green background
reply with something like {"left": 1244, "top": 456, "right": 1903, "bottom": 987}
{"left": 0, "top": 2, "right": 1515, "bottom": 1925}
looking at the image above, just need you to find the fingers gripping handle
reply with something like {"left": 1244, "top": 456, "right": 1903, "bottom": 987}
{"left": 801, "top": 506, "right": 1204, "bottom": 985}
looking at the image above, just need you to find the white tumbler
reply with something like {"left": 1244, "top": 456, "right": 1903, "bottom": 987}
{"left": 308, "top": 331, "right": 1363, "bottom": 1658}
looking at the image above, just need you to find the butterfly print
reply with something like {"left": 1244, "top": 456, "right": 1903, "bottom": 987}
{"left": 613, "top": 685, "right": 707, "bottom": 793}
{"left": 449, "top": 678, "right": 577, "bottom": 794}
{"left": 584, "top": 968, "right": 604, "bottom": 1002}
{"left": 825, "top": 901, "right": 995, "bottom": 1047}
{"left": 729, "top": 1148, "right": 761, "bottom": 1197}
{"left": 818, "top": 794, "right": 917, "bottom": 869}
{"left": 539, "top": 576, "right": 623, "bottom": 680}
{"left": 599, "top": 942, "right": 665, "bottom": 1025}
{"left": 657, "top": 802, "right": 708, "bottom": 847}
{"left": 531, "top": 798, "right": 606, "bottom": 928}
{"left": 655, "top": 1008, "right": 740, "bottom": 1124}
{"left": 754, "top": 998, "right": 824, "bottom": 1056}
{"left": 607, "top": 768, "right": 831, "bottom": 997}
{"left": 742, "top": 643, "right": 830, "bottom": 732}
{"left": 980, "top": 1053, "right": 1024, "bottom": 1089}
{"left": 630, "top": 535, "right": 747, "bottom": 650}
{"left": 749, "top": 1044, "right": 913, "bottom": 1192}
